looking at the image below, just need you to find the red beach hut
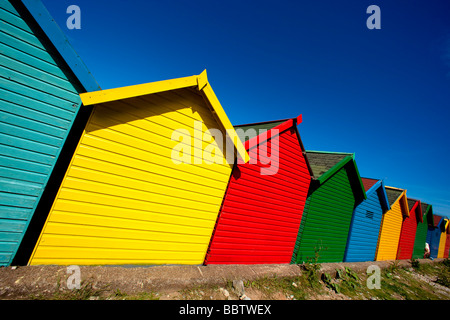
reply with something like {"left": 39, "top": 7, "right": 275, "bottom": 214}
{"left": 204, "top": 115, "right": 313, "bottom": 264}
{"left": 397, "top": 198, "right": 422, "bottom": 260}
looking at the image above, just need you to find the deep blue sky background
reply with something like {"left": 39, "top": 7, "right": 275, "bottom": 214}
{"left": 43, "top": 0, "right": 450, "bottom": 217}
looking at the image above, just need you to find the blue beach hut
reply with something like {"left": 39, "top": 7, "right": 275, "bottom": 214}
{"left": 427, "top": 215, "right": 444, "bottom": 259}
{"left": 344, "top": 178, "right": 390, "bottom": 262}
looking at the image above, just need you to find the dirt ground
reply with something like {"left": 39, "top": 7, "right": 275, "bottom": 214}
{"left": 0, "top": 259, "right": 448, "bottom": 300}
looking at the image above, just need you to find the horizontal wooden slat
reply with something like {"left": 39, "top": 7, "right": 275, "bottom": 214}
{"left": 0, "top": 0, "right": 84, "bottom": 266}
{"left": 31, "top": 88, "right": 232, "bottom": 265}
{"left": 0, "top": 107, "right": 67, "bottom": 138}
{"left": 79, "top": 134, "right": 230, "bottom": 182}
{"left": 71, "top": 155, "right": 225, "bottom": 196}
{"left": 1, "top": 64, "right": 80, "bottom": 102}
{"left": 0, "top": 156, "right": 50, "bottom": 178}
{"left": 0, "top": 42, "right": 69, "bottom": 81}
{"left": 206, "top": 128, "right": 311, "bottom": 265}
{"left": 43, "top": 221, "right": 210, "bottom": 245}
{"left": 0, "top": 30, "right": 57, "bottom": 66}
{"left": 0, "top": 75, "right": 78, "bottom": 111}
{"left": 376, "top": 199, "right": 404, "bottom": 261}
{"left": 293, "top": 166, "right": 356, "bottom": 263}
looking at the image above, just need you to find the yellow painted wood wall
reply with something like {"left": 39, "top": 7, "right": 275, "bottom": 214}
{"left": 438, "top": 233, "right": 446, "bottom": 258}
{"left": 438, "top": 220, "right": 449, "bottom": 258}
{"left": 29, "top": 87, "right": 234, "bottom": 265}
{"left": 375, "top": 196, "right": 405, "bottom": 261}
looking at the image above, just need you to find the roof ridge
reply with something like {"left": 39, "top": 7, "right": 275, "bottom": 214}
{"left": 234, "top": 118, "right": 291, "bottom": 127}
{"left": 306, "top": 150, "right": 354, "bottom": 156}
{"left": 21, "top": 0, "right": 101, "bottom": 92}
{"left": 385, "top": 186, "right": 405, "bottom": 191}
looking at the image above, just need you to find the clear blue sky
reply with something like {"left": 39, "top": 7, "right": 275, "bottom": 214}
{"left": 43, "top": 0, "right": 450, "bottom": 218}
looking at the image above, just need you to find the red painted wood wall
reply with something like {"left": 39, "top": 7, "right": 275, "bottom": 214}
{"left": 397, "top": 201, "right": 420, "bottom": 260}
{"left": 204, "top": 119, "right": 311, "bottom": 264}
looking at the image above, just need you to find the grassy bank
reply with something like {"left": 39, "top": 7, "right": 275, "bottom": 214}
{"left": 31, "top": 258, "right": 449, "bottom": 300}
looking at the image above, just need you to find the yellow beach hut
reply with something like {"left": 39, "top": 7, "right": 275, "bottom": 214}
{"left": 28, "top": 70, "right": 248, "bottom": 265}
{"left": 375, "top": 186, "right": 409, "bottom": 261}
{"left": 437, "top": 218, "right": 450, "bottom": 258}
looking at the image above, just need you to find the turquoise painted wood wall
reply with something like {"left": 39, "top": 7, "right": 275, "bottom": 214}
{"left": 0, "top": 0, "right": 84, "bottom": 266}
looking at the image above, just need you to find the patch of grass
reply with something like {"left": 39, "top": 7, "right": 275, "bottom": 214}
{"left": 386, "top": 260, "right": 401, "bottom": 274}
{"left": 245, "top": 275, "right": 284, "bottom": 298}
{"left": 300, "top": 245, "right": 324, "bottom": 289}
{"left": 435, "top": 259, "right": 450, "bottom": 288}
{"left": 435, "top": 273, "right": 450, "bottom": 288}
{"left": 367, "top": 265, "right": 446, "bottom": 300}
{"left": 301, "top": 262, "right": 321, "bottom": 289}
{"left": 112, "top": 288, "right": 127, "bottom": 298}
{"left": 244, "top": 261, "right": 450, "bottom": 301}
{"left": 322, "top": 272, "right": 340, "bottom": 293}
{"left": 244, "top": 275, "right": 312, "bottom": 300}
{"left": 287, "top": 277, "right": 310, "bottom": 300}
{"left": 443, "top": 258, "right": 450, "bottom": 268}
{"left": 51, "top": 280, "right": 108, "bottom": 300}
{"left": 410, "top": 258, "right": 420, "bottom": 270}
{"left": 123, "top": 291, "right": 160, "bottom": 300}
{"left": 340, "top": 268, "right": 361, "bottom": 289}
{"left": 418, "top": 262, "right": 438, "bottom": 276}
{"left": 179, "top": 283, "right": 214, "bottom": 300}
{"left": 182, "top": 260, "right": 450, "bottom": 301}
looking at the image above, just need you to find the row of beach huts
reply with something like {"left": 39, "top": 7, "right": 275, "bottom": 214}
{"left": 1, "top": 0, "right": 449, "bottom": 267}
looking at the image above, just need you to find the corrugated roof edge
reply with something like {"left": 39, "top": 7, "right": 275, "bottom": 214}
{"left": 21, "top": 0, "right": 101, "bottom": 92}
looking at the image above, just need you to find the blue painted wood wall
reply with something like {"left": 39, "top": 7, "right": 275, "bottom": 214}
{"left": 344, "top": 182, "right": 387, "bottom": 262}
{"left": 0, "top": 0, "right": 88, "bottom": 266}
{"left": 427, "top": 219, "right": 442, "bottom": 259}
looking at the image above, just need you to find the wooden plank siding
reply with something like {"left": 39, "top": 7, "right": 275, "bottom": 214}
{"left": 0, "top": 0, "right": 92, "bottom": 266}
{"left": 291, "top": 153, "right": 366, "bottom": 264}
{"left": 437, "top": 219, "right": 449, "bottom": 258}
{"left": 28, "top": 84, "right": 239, "bottom": 265}
{"left": 375, "top": 187, "right": 408, "bottom": 261}
{"left": 397, "top": 199, "right": 421, "bottom": 260}
{"left": 444, "top": 225, "right": 450, "bottom": 259}
{"left": 344, "top": 179, "right": 388, "bottom": 262}
{"left": 293, "top": 167, "right": 354, "bottom": 263}
{"left": 427, "top": 216, "right": 443, "bottom": 259}
{"left": 412, "top": 203, "right": 433, "bottom": 259}
{"left": 204, "top": 118, "right": 312, "bottom": 264}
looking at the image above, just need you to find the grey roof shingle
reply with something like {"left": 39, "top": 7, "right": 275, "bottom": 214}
{"left": 407, "top": 198, "right": 418, "bottom": 213}
{"left": 421, "top": 202, "right": 428, "bottom": 213}
{"left": 305, "top": 151, "right": 352, "bottom": 178}
{"left": 233, "top": 120, "right": 286, "bottom": 143}
{"left": 385, "top": 187, "right": 404, "bottom": 206}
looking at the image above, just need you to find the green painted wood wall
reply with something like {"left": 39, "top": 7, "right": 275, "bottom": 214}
{"left": 291, "top": 165, "right": 356, "bottom": 263}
